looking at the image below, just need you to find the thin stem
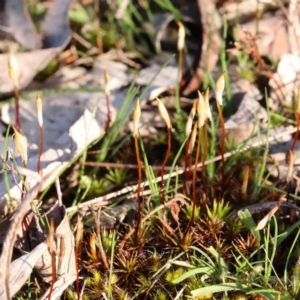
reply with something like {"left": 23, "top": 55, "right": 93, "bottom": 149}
{"left": 217, "top": 102, "right": 225, "bottom": 198}
{"left": 201, "top": 120, "right": 209, "bottom": 199}
{"left": 183, "top": 138, "right": 190, "bottom": 195}
{"left": 179, "top": 48, "right": 185, "bottom": 93}
{"left": 37, "top": 126, "right": 43, "bottom": 174}
{"left": 134, "top": 134, "right": 142, "bottom": 241}
{"left": 105, "top": 90, "right": 111, "bottom": 132}
{"left": 290, "top": 113, "right": 300, "bottom": 152}
{"left": 183, "top": 127, "right": 202, "bottom": 240}
{"left": 14, "top": 86, "right": 20, "bottom": 131}
{"left": 161, "top": 128, "right": 172, "bottom": 209}
{"left": 175, "top": 55, "right": 181, "bottom": 115}
{"left": 36, "top": 125, "right": 43, "bottom": 199}
{"left": 187, "top": 154, "right": 193, "bottom": 196}
{"left": 21, "top": 162, "right": 27, "bottom": 200}
{"left": 287, "top": 113, "right": 300, "bottom": 202}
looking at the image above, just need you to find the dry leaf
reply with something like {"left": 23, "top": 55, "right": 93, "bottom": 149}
{"left": 41, "top": 0, "right": 72, "bottom": 48}
{"left": 5, "top": 0, "right": 41, "bottom": 49}
{"left": 255, "top": 205, "right": 279, "bottom": 231}
{"left": 0, "top": 242, "right": 48, "bottom": 298}
{"left": 0, "top": 90, "right": 123, "bottom": 213}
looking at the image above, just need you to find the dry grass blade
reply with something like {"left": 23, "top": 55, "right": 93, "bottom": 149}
{"left": 256, "top": 204, "right": 280, "bottom": 231}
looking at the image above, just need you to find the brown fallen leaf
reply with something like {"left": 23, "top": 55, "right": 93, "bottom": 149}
{"left": 0, "top": 242, "right": 48, "bottom": 298}
{"left": 0, "top": 204, "right": 75, "bottom": 298}
{"left": 22, "top": 205, "right": 76, "bottom": 283}
{"left": 0, "top": 91, "right": 122, "bottom": 213}
{"left": 41, "top": 0, "right": 72, "bottom": 48}
{"left": 5, "top": 0, "right": 41, "bottom": 49}
{"left": 0, "top": 180, "right": 42, "bottom": 299}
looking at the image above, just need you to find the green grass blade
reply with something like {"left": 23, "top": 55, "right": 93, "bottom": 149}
{"left": 171, "top": 267, "right": 212, "bottom": 284}
{"left": 238, "top": 209, "right": 260, "bottom": 241}
{"left": 191, "top": 283, "right": 251, "bottom": 297}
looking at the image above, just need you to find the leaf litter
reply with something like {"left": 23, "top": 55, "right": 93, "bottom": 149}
{"left": 1, "top": 0, "right": 300, "bottom": 299}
